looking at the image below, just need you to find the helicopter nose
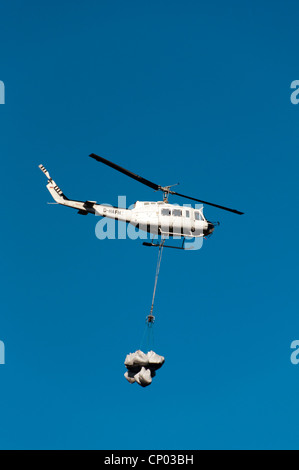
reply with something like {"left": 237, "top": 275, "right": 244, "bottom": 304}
{"left": 206, "top": 222, "right": 215, "bottom": 235}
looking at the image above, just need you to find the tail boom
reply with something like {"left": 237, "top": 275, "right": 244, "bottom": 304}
{"left": 39, "top": 164, "right": 95, "bottom": 215}
{"left": 39, "top": 164, "right": 133, "bottom": 221}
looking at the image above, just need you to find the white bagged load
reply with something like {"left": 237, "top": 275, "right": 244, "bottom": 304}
{"left": 124, "top": 370, "right": 136, "bottom": 384}
{"left": 124, "top": 350, "right": 148, "bottom": 368}
{"left": 124, "top": 350, "right": 165, "bottom": 387}
{"left": 147, "top": 350, "right": 164, "bottom": 369}
{"left": 134, "top": 367, "right": 152, "bottom": 387}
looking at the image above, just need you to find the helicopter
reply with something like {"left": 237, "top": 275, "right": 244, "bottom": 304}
{"left": 39, "top": 154, "right": 244, "bottom": 250}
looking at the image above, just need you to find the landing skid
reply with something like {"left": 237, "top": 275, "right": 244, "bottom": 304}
{"left": 143, "top": 239, "right": 194, "bottom": 250}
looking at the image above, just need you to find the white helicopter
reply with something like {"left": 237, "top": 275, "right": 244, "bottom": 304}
{"left": 39, "top": 154, "right": 244, "bottom": 250}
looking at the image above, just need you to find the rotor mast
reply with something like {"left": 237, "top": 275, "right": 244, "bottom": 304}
{"left": 158, "top": 183, "right": 180, "bottom": 203}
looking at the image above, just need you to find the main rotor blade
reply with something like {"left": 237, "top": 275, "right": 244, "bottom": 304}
{"left": 172, "top": 191, "right": 244, "bottom": 215}
{"left": 89, "top": 154, "right": 160, "bottom": 191}
{"left": 89, "top": 153, "right": 244, "bottom": 214}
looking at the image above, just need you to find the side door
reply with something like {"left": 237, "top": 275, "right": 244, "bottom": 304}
{"left": 159, "top": 207, "right": 172, "bottom": 235}
{"left": 172, "top": 208, "right": 183, "bottom": 235}
{"left": 182, "top": 208, "right": 192, "bottom": 237}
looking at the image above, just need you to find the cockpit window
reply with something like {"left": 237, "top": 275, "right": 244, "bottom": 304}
{"left": 195, "top": 211, "right": 203, "bottom": 221}
{"left": 173, "top": 209, "right": 182, "bottom": 217}
{"left": 161, "top": 209, "right": 171, "bottom": 216}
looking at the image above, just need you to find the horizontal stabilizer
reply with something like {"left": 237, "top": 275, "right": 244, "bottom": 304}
{"left": 84, "top": 200, "right": 97, "bottom": 208}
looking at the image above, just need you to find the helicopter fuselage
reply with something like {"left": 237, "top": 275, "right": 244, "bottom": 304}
{"left": 39, "top": 164, "right": 219, "bottom": 240}
{"left": 93, "top": 200, "right": 214, "bottom": 238}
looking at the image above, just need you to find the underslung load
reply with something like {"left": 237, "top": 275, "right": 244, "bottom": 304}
{"left": 124, "top": 350, "right": 165, "bottom": 387}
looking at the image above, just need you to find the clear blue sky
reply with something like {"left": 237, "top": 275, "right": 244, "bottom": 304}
{"left": 1, "top": 0, "right": 299, "bottom": 450}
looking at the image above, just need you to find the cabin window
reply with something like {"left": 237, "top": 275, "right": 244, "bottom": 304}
{"left": 185, "top": 210, "right": 190, "bottom": 218}
{"left": 173, "top": 209, "right": 182, "bottom": 217}
{"left": 161, "top": 209, "right": 171, "bottom": 216}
